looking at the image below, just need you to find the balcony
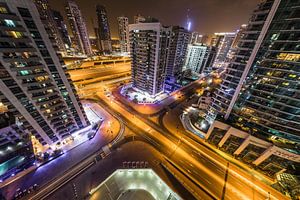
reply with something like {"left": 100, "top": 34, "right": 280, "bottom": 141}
{"left": 15, "top": 71, "right": 48, "bottom": 80}
{"left": 0, "top": 46, "right": 36, "bottom": 53}
{"left": 34, "top": 95, "right": 61, "bottom": 104}
{"left": 0, "top": 25, "right": 25, "bottom": 32}
{"left": 11, "top": 65, "right": 41, "bottom": 72}
{"left": 0, "top": 35, "right": 31, "bottom": 43}
{"left": 27, "top": 85, "right": 56, "bottom": 94}
{"left": 47, "top": 113, "right": 62, "bottom": 121}
{"left": 22, "top": 79, "right": 51, "bottom": 87}
{"left": 0, "top": 13, "right": 19, "bottom": 21}
{"left": 3, "top": 55, "right": 40, "bottom": 63}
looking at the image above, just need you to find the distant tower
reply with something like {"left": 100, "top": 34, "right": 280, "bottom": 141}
{"left": 34, "top": 0, "right": 68, "bottom": 55}
{"left": 190, "top": 32, "right": 202, "bottom": 44}
{"left": 65, "top": 0, "right": 92, "bottom": 55}
{"left": 96, "top": 5, "right": 112, "bottom": 54}
{"left": 91, "top": 18, "right": 101, "bottom": 52}
{"left": 134, "top": 14, "right": 146, "bottom": 24}
{"left": 118, "top": 16, "right": 130, "bottom": 53}
{"left": 212, "top": 32, "right": 236, "bottom": 69}
{"left": 166, "top": 26, "right": 190, "bottom": 80}
{"left": 186, "top": 9, "right": 192, "bottom": 31}
{"left": 184, "top": 44, "right": 216, "bottom": 74}
{"left": 51, "top": 10, "right": 72, "bottom": 51}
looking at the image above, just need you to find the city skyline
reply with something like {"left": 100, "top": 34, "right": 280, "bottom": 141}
{"left": 50, "top": 0, "right": 261, "bottom": 37}
{"left": 0, "top": 0, "right": 299, "bottom": 200}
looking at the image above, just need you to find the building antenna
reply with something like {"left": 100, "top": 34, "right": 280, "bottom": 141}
{"left": 186, "top": 8, "right": 191, "bottom": 31}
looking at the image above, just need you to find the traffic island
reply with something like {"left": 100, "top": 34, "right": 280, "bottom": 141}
{"left": 112, "top": 85, "right": 167, "bottom": 116}
{"left": 120, "top": 84, "right": 168, "bottom": 105}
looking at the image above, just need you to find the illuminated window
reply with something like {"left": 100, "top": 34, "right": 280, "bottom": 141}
{"left": 4, "top": 19, "right": 15, "bottom": 27}
{"left": 36, "top": 76, "right": 46, "bottom": 82}
{"left": 7, "top": 31, "right": 23, "bottom": 38}
{"left": 277, "top": 53, "right": 300, "bottom": 62}
{"left": 34, "top": 69, "right": 42, "bottom": 73}
{"left": 271, "top": 33, "right": 279, "bottom": 41}
{"left": 241, "top": 126, "right": 250, "bottom": 131}
{"left": 250, "top": 117, "right": 258, "bottom": 122}
{"left": 241, "top": 107, "right": 254, "bottom": 114}
{"left": 282, "top": 82, "right": 289, "bottom": 86}
{"left": 20, "top": 70, "right": 29, "bottom": 76}
{"left": 288, "top": 74, "right": 297, "bottom": 78}
{"left": 46, "top": 109, "right": 51, "bottom": 113}
{"left": 0, "top": 102, "right": 8, "bottom": 112}
{"left": 0, "top": 7, "right": 8, "bottom": 13}
{"left": 22, "top": 52, "right": 30, "bottom": 58}
{"left": 15, "top": 62, "right": 26, "bottom": 68}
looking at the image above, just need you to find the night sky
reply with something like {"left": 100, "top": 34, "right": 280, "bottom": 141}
{"left": 50, "top": 0, "right": 261, "bottom": 38}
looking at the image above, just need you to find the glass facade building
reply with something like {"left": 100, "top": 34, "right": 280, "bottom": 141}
{"left": 204, "top": 0, "right": 300, "bottom": 179}
{"left": 207, "top": 0, "right": 278, "bottom": 122}
{"left": 229, "top": 0, "right": 300, "bottom": 149}
{"left": 65, "top": 0, "right": 92, "bottom": 55}
{"left": 96, "top": 5, "right": 112, "bottom": 54}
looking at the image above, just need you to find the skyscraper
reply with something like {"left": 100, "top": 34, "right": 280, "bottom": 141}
{"left": 226, "top": 24, "right": 248, "bottom": 60}
{"left": 117, "top": 16, "right": 130, "bottom": 53}
{"left": 0, "top": 0, "right": 89, "bottom": 148}
{"left": 229, "top": 0, "right": 300, "bottom": 146}
{"left": 51, "top": 9, "right": 72, "bottom": 51}
{"left": 133, "top": 14, "right": 146, "bottom": 24}
{"left": 184, "top": 44, "right": 216, "bottom": 74}
{"left": 204, "top": 0, "right": 300, "bottom": 177}
{"left": 207, "top": 1, "right": 277, "bottom": 122}
{"left": 211, "top": 32, "right": 236, "bottom": 70}
{"left": 96, "top": 5, "right": 112, "bottom": 54}
{"left": 166, "top": 26, "right": 190, "bottom": 80}
{"left": 34, "top": 0, "right": 68, "bottom": 55}
{"left": 190, "top": 32, "right": 202, "bottom": 44}
{"left": 129, "top": 19, "right": 170, "bottom": 96}
{"left": 164, "top": 26, "right": 190, "bottom": 92}
{"left": 65, "top": 0, "right": 92, "bottom": 55}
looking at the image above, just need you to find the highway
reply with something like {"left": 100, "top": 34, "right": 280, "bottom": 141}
{"left": 71, "top": 64, "right": 287, "bottom": 199}
{"left": 16, "top": 60, "right": 287, "bottom": 200}
{"left": 69, "top": 63, "right": 130, "bottom": 82}
{"left": 83, "top": 84, "right": 288, "bottom": 200}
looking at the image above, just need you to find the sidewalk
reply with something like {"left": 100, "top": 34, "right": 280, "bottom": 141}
{"left": 0, "top": 125, "right": 92, "bottom": 188}
{"left": 0, "top": 102, "right": 120, "bottom": 189}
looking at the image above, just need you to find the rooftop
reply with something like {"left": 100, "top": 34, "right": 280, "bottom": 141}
{"left": 89, "top": 169, "right": 181, "bottom": 200}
